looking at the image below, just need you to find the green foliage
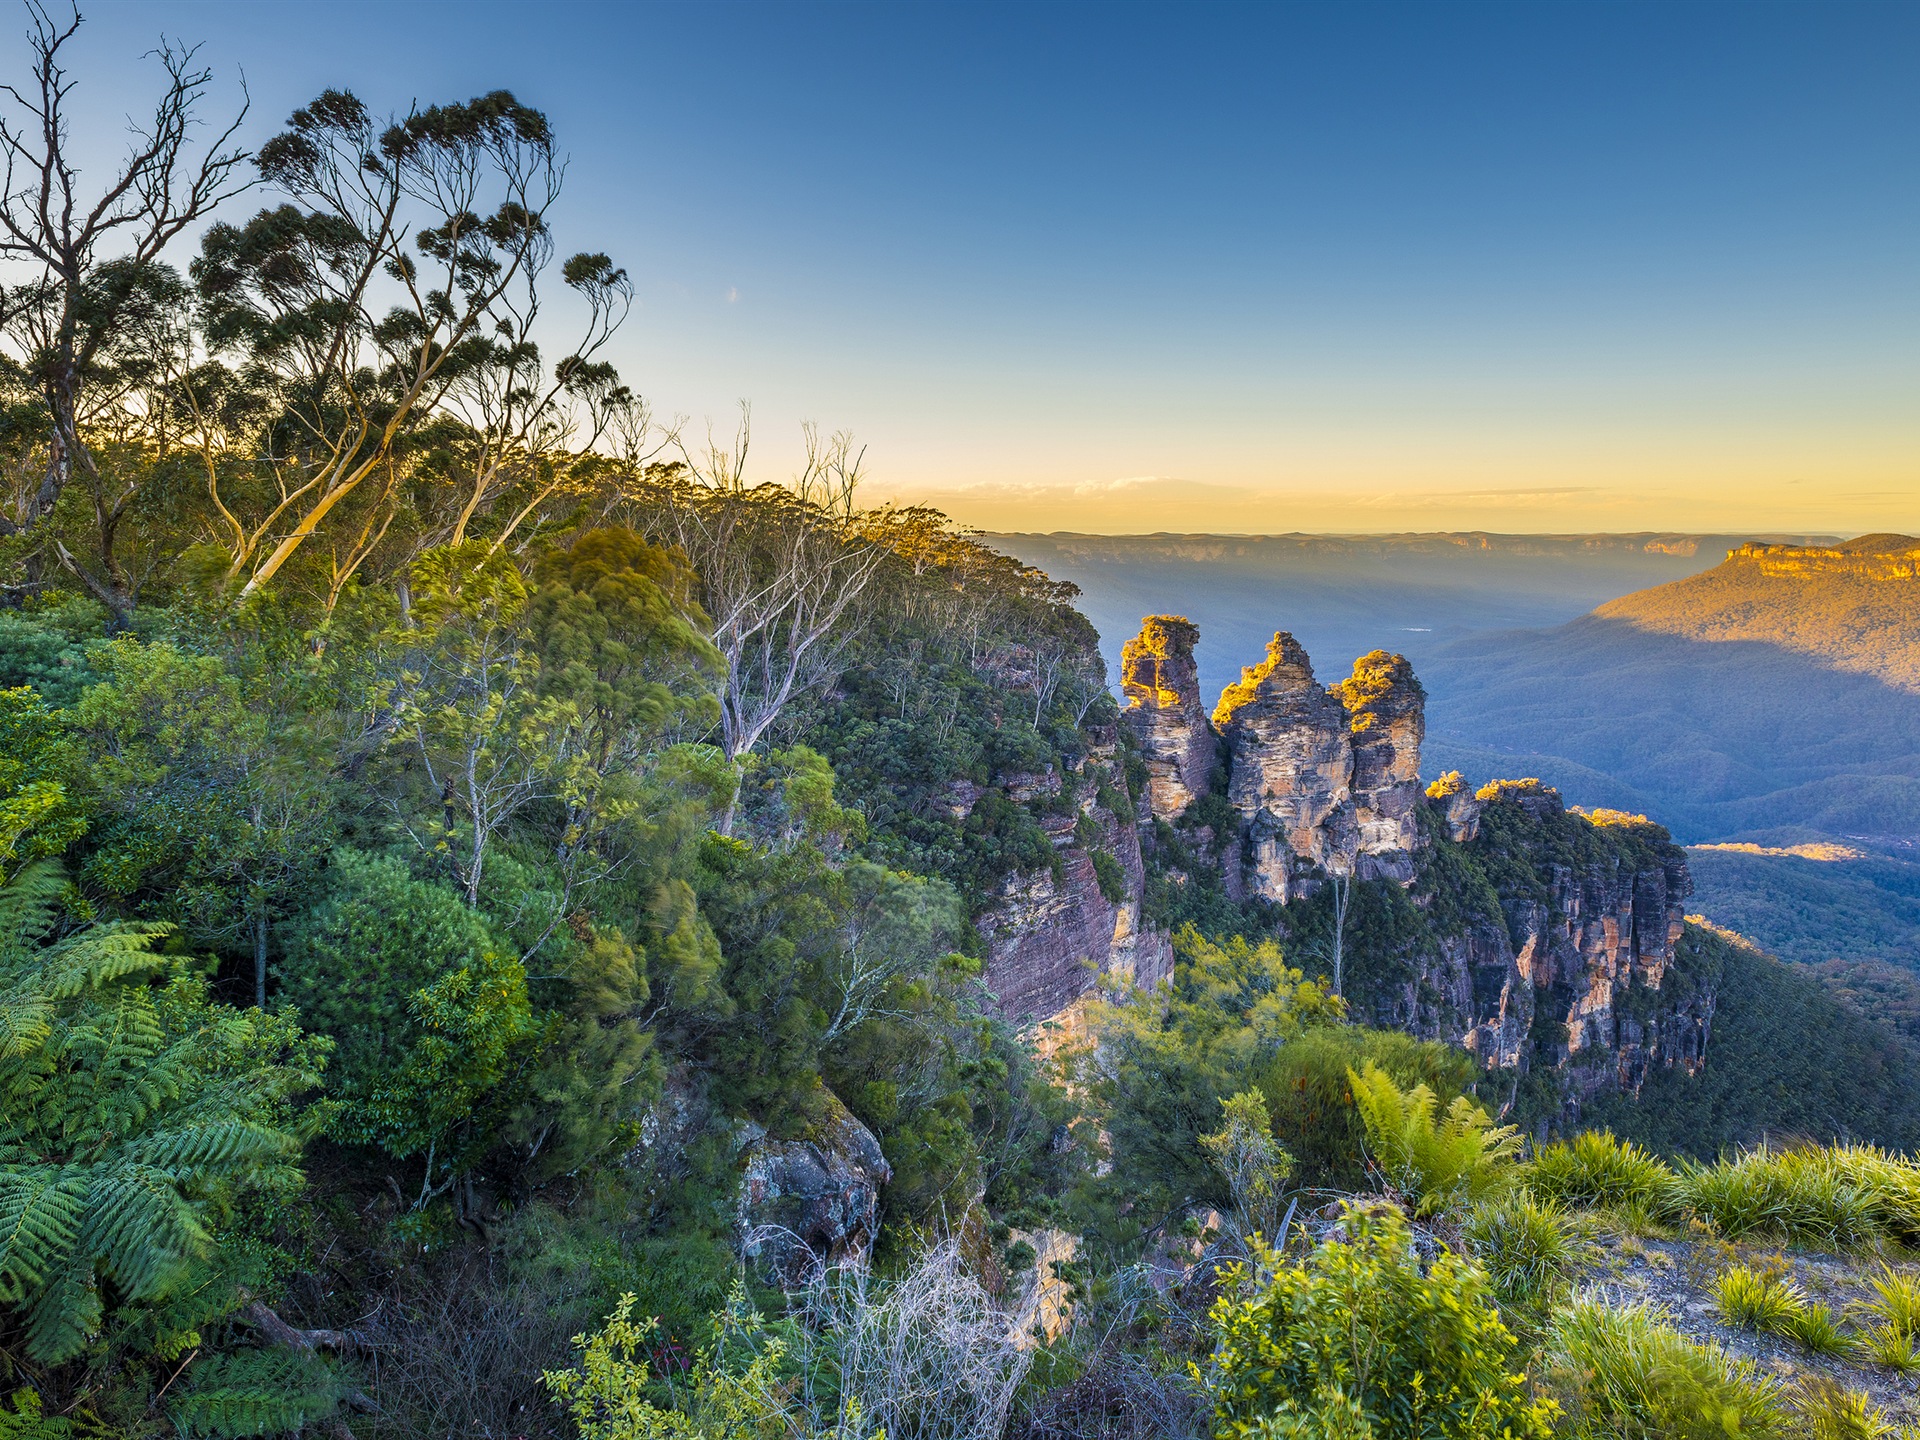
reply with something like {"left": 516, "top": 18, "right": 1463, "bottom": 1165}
{"left": 1253, "top": 1026, "right": 1478, "bottom": 1193}
{"left": 1206, "top": 1204, "right": 1557, "bottom": 1439}
{"left": 1347, "top": 1062, "right": 1520, "bottom": 1217}
{"left": 1463, "top": 1193, "right": 1585, "bottom": 1324}
{"left": 0, "top": 689, "right": 85, "bottom": 886}
{"left": 1788, "top": 1378, "right": 1906, "bottom": 1440}
{"left": 1524, "top": 1130, "right": 1681, "bottom": 1218}
{"left": 1086, "top": 925, "right": 1341, "bottom": 1228}
{"left": 166, "top": 1348, "right": 348, "bottom": 1438}
{"left": 1866, "top": 1263, "right": 1920, "bottom": 1341}
{"left": 1089, "top": 847, "right": 1126, "bottom": 904}
{"left": 1676, "top": 1145, "right": 1887, "bottom": 1251}
{"left": 543, "top": 1288, "right": 859, "bottom": 1440}
{"left": 1546, "top": 1299, "right": 1790, "bottom": 1439}
{"left": 277, "top": 848, "right": 532, "bottom": 1173}
{"left": 0, "top": 866, "right": 324, "bottom": 1364}
{"left": 1687, "top": 845, "right": 1920, "bottom": 972}
{"left": 1712, "top": 1262, "right": 1804, "bottom": 1333}
{"left": 1199, "top": 1090, "right": 1292, "bottom": 1251}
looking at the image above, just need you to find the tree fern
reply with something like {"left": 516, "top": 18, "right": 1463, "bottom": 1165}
{"left": 166, "top": 1349, "right": 349, "bottom": 1439}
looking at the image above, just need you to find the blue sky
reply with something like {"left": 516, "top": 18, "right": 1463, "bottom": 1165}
{"left": 58, "top": 1, "right": 1920, "bottom": 533}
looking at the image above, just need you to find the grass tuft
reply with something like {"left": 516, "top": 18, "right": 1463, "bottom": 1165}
{"left": 1865, "top": 1263, "right": 1920, "bottom": 1340}
{"left": 1712, "top": 1263, "right": 1802, "bottom": 1332}
{"left": 1677, "top": 1146, "right": 1881, "bottom": 1251}
{"left": 1860, "top": 1323, "right": 1920, "bottom": 1375}
{"left": 1789, "top": 1376, "right": 1902, "bottom": 1440}
{"left": 1547, "top": 1298, "right": 1791, "bottom": 1439}
{"left": 1527, "top": 1131, "right": 1681, "bottom": 1219}
{"left": 1464, "top": 1191, "right": 1586, "bottom": 1314}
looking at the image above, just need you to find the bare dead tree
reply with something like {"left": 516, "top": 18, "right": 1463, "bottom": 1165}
{"left": 625, "top": 407, "right": 886, "bottom": 763}
{"left": 0, "top": 2, "right": 251, "bottom": 610}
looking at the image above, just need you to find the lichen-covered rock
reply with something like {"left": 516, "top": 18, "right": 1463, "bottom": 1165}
{"left": 1119, "top": 616, "right": 1216, "bottom": 820}
{"left": 1214, "top": 632, "right": 1357, "bottom": 903}
{"left": 738, "top": 1090, "right": 892, "bottom": 1284}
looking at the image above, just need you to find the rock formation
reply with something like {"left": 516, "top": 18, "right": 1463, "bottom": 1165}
{"left": 1379, "top": 781, "right": 1705, "bottom": 1099}
{"left": 1119, "top": 616, "right": 1215, "bottom": 821}
{"left": 737, "top": 1090, "right": 892, "bottom": 1285}
{"left": 1425, "top": 770, "right": 1482, "bottom": 843}
{"left": 1211, "top": 634, "right": 1427, "bottom": 903}
{"left": 1214, "top": 633, "right": 1357, "bottom": 903}
{"left": 980, "top": 611, "right": 1713, "bottom": 1108}
{"left": 977, "top": 728, "right": 1173, "bottom": 1022}
{"left": 1339, "top": 650, "right": 1426, "bottom": 885}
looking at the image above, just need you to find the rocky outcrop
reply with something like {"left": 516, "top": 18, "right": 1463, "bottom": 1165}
{"left": 977, "top": 731, "right": 1172, "bottom": 1022}
{"left": 1426, "top": 771, "right": 1482, "bottom": 843}
{"left": 1211, "top": 633, "right": 1427, "bottom": 903}
{"left": 1338, "top": 650, "right": 1426, "bottom": 885}
{"left": 1120, "top": 616, "right": 1216, "bottom": 821}
{"left": 1352, "top": 780, "right": 1704, "bottom": 1101}
{"left": 738, "top": 1090, "right": 892, "bottom": 1285}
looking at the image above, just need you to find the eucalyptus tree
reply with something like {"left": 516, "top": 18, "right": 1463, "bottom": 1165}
{"left": 190, "top": 87, "right": 635, "bottom": 602}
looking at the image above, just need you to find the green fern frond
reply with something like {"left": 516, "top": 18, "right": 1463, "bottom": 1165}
{"left": 129, "top": 1121, "right": 297, "bottom": 1177}
{"left": 0, "top": 1167, "right": 87, "bottom": 1299}
{"left": 80, "top": 1164, "right": 207, "bottom": 1301}
{"left": 167, "top": 1349, "right": 345, "bottom": 1439}
{"left": 0, "top": 1385, "right": 76, "bottom": 1439}
{"left": 21, "top": 1251, "right": 102, "bottom": 1365}
{"left": 40, "top": 922, "right": 173, "bottom": 1000}
{"left": 0, "top": 861, "right": 71, "bottom": 952}
{"left": 0, "top": 988, "right": 54, "bottom": 1063}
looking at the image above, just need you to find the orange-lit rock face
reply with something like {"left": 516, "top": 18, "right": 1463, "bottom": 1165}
{"left": 1214, "top": 632, "right": 1355, "bottom": 902}
{"left": 1119, "top": 616, "right": 1215, "bottom": 820}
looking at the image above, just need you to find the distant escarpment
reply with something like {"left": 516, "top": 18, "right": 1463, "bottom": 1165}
{"left": 1122, "top": 615, "right": 1712, "bottom": 1110}
{"left": 1594, "top": 532, "right": 1920, "bottom": 692}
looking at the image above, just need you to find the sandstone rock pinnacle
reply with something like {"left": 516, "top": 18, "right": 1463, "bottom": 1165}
{"left": 1339, "top": 650, "right": 1426, "bottom": 882}
{"left": 1214, "top": 632, "right": 1356, "bottom": 903}
{"left": 1119, "top": 615, "right": 1216, "bottom": 820}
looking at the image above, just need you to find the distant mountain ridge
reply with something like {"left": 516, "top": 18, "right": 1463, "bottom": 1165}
{"left": 1594, "top": 533, "right": 1920, "bottom": 692}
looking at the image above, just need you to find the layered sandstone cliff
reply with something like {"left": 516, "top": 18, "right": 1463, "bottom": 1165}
{"left": 982, "top": 611, "right": 1713, "bottom": 1105}
{"left": 1369, "top": 780, "right": 1706, "bottom": 1098}
{"left": 1119, "top": 616, "right": 1216, "bottom": 821}
{"left": 976, "top": 726, "right": 1172, "bottom": 1022}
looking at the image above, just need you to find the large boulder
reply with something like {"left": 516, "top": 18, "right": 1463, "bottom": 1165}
{"left": 737, "top": 1091, "right": 892, "bottom": 1285}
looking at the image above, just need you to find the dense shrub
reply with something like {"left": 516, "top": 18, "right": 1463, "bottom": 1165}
{"left": 1206, "top": 1205, "right": 1556, "bottom": 1439}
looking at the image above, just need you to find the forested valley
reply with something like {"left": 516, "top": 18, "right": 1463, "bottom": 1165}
{"left": 4, "top": 15, "right": 1920, "bottom": 1440}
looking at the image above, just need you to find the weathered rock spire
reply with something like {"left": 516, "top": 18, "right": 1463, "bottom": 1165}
{"left": 1119, "top": 615, "right": 1215, "bottom": 820}
{"left": 1214, "top": 632, "right": 1356, "bottom": 902}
